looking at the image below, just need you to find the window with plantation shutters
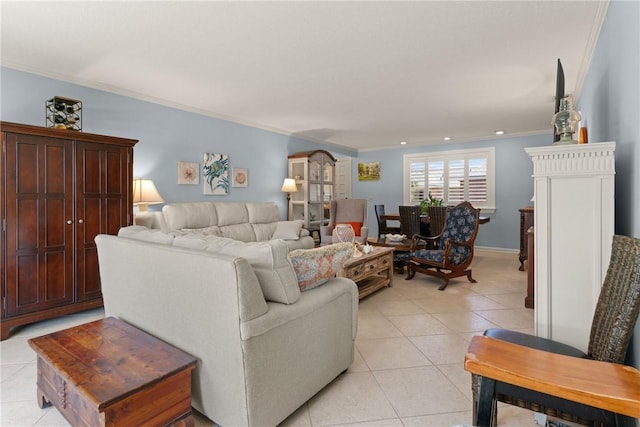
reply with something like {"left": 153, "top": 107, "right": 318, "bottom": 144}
{"left": 403, "top": 147, "right": 495, "bottom": 212}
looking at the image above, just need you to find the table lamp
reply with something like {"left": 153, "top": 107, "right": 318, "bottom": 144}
{"left": 280, "top": 178, "right": 298, "bottom": 220}
{"left": 132, "top": 178, "right": 164, "bottom": 226}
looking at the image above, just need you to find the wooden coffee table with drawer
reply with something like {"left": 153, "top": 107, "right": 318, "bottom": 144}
{"left": 338, "top": 246, "right": 394, "bottom": 299}
{"left": 28, "top": 317, "right": 197, "bottom": 427}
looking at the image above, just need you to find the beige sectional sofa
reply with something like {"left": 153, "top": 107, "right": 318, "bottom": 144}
{"left": 95, "top": 227, "right": 358, "bottom": 427}
{"left": 141, "top": 201, "right": 315, "bottom": 250}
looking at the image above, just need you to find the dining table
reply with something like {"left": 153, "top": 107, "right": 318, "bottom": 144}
{"left": 382, "top": 213, "right": 491, "bottom": 224}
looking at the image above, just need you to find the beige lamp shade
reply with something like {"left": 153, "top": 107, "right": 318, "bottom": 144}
{"left": 280, "top": 178, "right": 298, "bottom": 193}
{"left": 132, "top": 178, "right": 164, "bottom": 211}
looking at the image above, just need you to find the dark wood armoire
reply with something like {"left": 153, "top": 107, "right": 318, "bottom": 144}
{"left": 1, "top": 122, "right": 137, "bottom": 340}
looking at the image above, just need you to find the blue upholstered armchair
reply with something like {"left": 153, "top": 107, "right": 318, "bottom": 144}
{"left": 405, "top": 202, "right": 480, "bottom": 290}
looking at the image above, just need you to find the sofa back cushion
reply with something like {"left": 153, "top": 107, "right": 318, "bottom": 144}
{"left": 253, "top": 223, "right": 278, "bottom": 241}
{"left": 220, "top": 223, "right": 257, "bottom": 242}
{"left": 173, "top": 234, "right": 300, "bottom": 304}
{"left": 246, "top": 202, "right": 280, "bottom": 223}
{"left": 215, "top": 203, "right": 250, "bottom": 226}
{"left": 163, "top": 202, "right": 218, "bottom": 230}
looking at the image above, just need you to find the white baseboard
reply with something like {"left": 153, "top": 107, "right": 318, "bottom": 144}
{"left": 475, "top": 246, "right": 519, "bottom": 254}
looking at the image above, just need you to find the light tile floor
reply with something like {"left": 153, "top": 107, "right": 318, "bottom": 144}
{"left": 1, "top": 250, "right": 538, "bottom": 427}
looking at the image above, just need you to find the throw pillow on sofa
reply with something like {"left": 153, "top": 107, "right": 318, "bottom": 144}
{"left": 173, "top": 234, "right": 300, "bottom": 304}
{"left": 289, "top": 242, "right": 355, "bottom": 291}
{"left": 271, "top": 220, "right": 304, "bottom": 241}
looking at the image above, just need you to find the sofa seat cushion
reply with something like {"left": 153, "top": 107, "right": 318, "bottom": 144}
{"left": 180, "top": 225, "right": 222, "bottom": 236}
{"left": 289, "top": 243, "right": 355, "bottom": 291}
{"left": 173, "top": 234, "right": 300, "bottom": 304}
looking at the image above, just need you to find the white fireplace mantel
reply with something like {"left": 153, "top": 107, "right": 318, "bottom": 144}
{"left": 525, "top": 142, "right": 615, "bottom": 352}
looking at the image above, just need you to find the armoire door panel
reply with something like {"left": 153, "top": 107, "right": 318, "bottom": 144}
{"left": 16, "top": 199, "right": 38, "bottom": 250}
{"left": 44, "top": 144, "right": 67, "bottom": 194}
{"left": 44, "top": 250, "right": 70, "bottom": 301}
{"left": 82, "top": 198, "right": 102, "bottom": 243}
{"left": 105, "top": 198, "right": 124, "bottom": 235}
{"left": 75, "top": 142, "right": 129, "bottom": 302}
{"left": 79, "top": 146, "right": 102, "bottom": 195}
{"left": 105, "top": 150, "right": 124, "bottom": 193}
{"left": 15, "top": 142, "right": 38, "bottom": 194}
{"left": 16, "top": 254, "right": 38, "bottom": 305}
{"left": 79, "top": 246, "right": 101, "bottom": 299}
{"left": 45, "top": 198, "right": 66, "bottom": 247}
{"left": 4, "top": 133, "right": 74, "bottom": 316}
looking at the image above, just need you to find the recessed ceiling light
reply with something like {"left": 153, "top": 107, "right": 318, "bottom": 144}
{"left": 443, "top": 136, "right": 451, "bottom": 141}
{"left": 400, "top": 141, "right": 407, "bottom": 145}
{"left": 495, "top": 130, "right": 505, "bottom": 135}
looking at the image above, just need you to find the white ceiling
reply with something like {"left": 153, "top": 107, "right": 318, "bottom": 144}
{"left": 1, "top": 1, "right": 608, "bottom": 151}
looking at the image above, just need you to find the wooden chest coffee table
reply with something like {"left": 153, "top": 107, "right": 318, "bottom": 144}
{"left": 338, "top": 247, "right": 394, "bottom": 299}
{"left": 28, "top": 317, "right": 197, "bottom": 427}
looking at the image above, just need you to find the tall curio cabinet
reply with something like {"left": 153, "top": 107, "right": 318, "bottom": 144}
{"left": 287, "top": 150, "right": 336, "bottom": 231}
{"left": 1, "top": 122, "right": 137, "bottom": 340}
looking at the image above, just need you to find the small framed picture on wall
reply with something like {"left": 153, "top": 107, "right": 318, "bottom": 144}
{"left": 232, "top": 168, "right": 248, "bottom": 187}
{"left": 177, "top": 161, "right": 199, "bottom": 185}
{"left": 358, "top": 161, "right": 380, "bottom": 181}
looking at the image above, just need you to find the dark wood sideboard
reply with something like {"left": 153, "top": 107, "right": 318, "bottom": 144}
{"left": 526, "top": 226, "right": 534, "bottom": 308}
{"left": 518, "top": 206, "right": 534, "bottom": 271}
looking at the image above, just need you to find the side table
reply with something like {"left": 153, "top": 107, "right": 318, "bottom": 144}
{"left": 28, "top": 317, "right": 197, "bottom": 427}
{"left": 338, "top": 247, "right": 394, "bottom": 299}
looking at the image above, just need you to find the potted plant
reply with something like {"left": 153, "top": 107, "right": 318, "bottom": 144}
{"left": 419, "top": 192, "right": 444, "bottom": 215}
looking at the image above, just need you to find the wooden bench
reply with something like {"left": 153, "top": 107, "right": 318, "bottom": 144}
{"left": 464, "top": 335, "right": 640, "bottom": 427}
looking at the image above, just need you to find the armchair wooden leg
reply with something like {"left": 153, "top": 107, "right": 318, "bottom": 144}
{"left": 405, "top": 262, "right": 416, "bottom": 280}
{"left": 476, "top": 376, "right": 497, "bottom": 427}
{"left": 466, "top": 270, "right": 477, "bottom": 284}
{"left": 438, "top": 277, "right": 450, "bottom": 291}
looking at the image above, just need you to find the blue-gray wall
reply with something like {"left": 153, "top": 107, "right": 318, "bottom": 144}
{"left": 0, "top": 66, "right": 545, "bottom": 251}
{"left": 576, "top": 0, "right": 639, "bottom": 370}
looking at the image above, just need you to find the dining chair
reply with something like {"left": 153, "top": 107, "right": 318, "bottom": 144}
{"left": 427, "top": 205, "right": 447, "bottom": 237}
{"left": 375, "top": 204, "right": 400, "bottom": 237}
{"left": 398, "top": 205, "right": 421, "bottom": 238}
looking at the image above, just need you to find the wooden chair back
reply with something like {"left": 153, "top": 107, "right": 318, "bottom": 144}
{"left": 427, "top": 206, "right": 447, "bottom": 237}
{"left": 399, "top": 205, "right": 421, "bottom": 238}
{"left": 588, "top": 234, "right": 640, "bottom": 363}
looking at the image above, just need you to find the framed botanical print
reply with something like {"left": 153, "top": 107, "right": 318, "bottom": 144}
{"left": 203, "top": 153, "right": 229, "bottom": 195}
